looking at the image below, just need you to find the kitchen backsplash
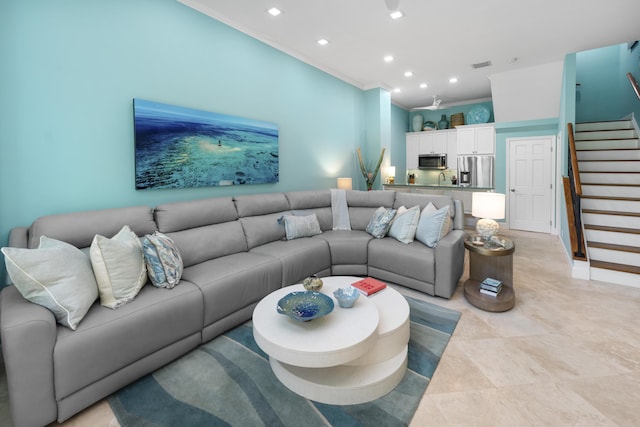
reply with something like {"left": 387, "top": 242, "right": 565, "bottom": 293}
{"left": 407, "top": 169, "right": 458, "bottom": 186}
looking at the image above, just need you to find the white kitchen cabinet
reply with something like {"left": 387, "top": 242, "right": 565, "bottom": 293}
{"left": 456, "top": 124, "right": 495, "bottom": 155}
{"left": 419, "top": 132, "right": 447, "bottom": 154}
{"left": 444, "top": 130, "right": 457, "bottom": 168}
{"left": 406, "top": 133, "right": 420, "bottom": 169}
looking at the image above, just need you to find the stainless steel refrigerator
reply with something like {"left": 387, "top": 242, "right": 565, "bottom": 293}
{"left": 457, "top": 156, "right": 494, "bottom": 187}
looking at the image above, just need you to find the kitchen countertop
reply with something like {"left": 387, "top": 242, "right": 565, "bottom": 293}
{"left": 385, "top": 183, "right": 494, "bottom": 190}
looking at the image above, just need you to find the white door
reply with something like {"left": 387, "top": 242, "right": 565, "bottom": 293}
{"left": 508, "top": 136, "right": 554, "bottom": 233}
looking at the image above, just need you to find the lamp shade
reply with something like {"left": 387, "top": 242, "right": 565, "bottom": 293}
{"left": 471, "top": 192, "right": 505, "bottom": 219}
{"left": 387, "top": 166, "right": 396, "bottom": 177}
{"left": 337, "top": 177, "right": 353, "bottom": 190}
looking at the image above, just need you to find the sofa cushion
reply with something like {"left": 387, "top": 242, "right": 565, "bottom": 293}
{"left": 234, "top": 192, "right": 289, "bottom": 217}
{"left": 368, "top": 238, "right": 435, "bottom": 284}
{"left": 250, "top": 238, "right": 331, "bottom": 285}
{"left": 387, "top": 205, "right": 420, "bottom": 244}
{"left": 2, "top": 237, "right": 98, "bottom": 330}
{"left": 314, "top": 230, "right": 372, "bottom": 266}
{"left": 280, "top": 214, "right": 322, "bottom": 240}
{"left": 154, "top": 197, "right": 238, "bottom": 233}
{"left": 27, "top": 206, "right": 156, "bottom": 249}
{"left": 142, "top": 232, "right": 183, "bottom": 289}
{"left": 366, "top": 207, "right": 397, "bottom": 238}
{"left": 181, "top": 252, "right": 282, "bottom": 328}
{"left": 165, "top": 221, "right": 248, "bottom": 268}
{"left": 240, "top": 212, "right": 289, "bottom": 249}
{"left": 53, "top": 282, "right": 204, "bottom": 399}
{"left": 285, "top": 189, "right": 333, "bottom": 231}
{"left": 90, "top": 226, "right": 147, "bottom": 309}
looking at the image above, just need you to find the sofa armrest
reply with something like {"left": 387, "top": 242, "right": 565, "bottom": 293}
{"left": 1, "top": 286, "right": 58, "bottom": 427}
{"left": 434, "top": 229, "right": 465, "bottom": 299}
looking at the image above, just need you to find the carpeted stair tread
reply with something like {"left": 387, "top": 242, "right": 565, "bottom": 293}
{"left": 581, "top": 195, "right": 640, "bottom": 202}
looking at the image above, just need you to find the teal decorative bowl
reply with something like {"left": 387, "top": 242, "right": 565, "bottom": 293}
{"left": 277, "top": 291, "right": 334, "bottom": 321}
{"left": 333, "top": 286, "right": 360, "bottom": 308}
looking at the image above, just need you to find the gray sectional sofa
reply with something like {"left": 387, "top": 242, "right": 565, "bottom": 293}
{"left": 0, "top": 189, "right": 465, "bottom": 427}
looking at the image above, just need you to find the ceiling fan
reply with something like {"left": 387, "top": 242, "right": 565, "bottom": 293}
{"left": 415, "top": 96, "right": 441, "bottom": 111}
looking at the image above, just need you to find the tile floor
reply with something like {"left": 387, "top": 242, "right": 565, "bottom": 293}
{"left": 29, "top": 230, "right": 640, "bottom": 426}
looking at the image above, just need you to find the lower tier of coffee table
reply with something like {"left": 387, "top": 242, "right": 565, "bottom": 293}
{"left": 270, "top": 346, "right": 408, "bottom": 405}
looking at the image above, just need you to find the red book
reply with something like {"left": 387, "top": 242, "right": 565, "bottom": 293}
{"left": 351, "top": 277, "right": 387, "bottom": 296}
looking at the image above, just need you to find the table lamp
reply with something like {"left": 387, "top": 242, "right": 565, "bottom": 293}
{"left": 337, "top": 177, "right": 353, "bottom": 190}
{"left": 471, "top": 192, "right": 505, "bottom": 239}
{"left": 386, "top": 166, "right": 396, "bottom": 184}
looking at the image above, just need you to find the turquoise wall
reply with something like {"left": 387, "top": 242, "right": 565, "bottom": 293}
{"left": 0, "top": 0, "right": 393, "bottom": 282}
{"left": 576, "top": 43, "right": 640, "bottom": 122}
{"left": 0, "top": 1, "right": 368, "bottom": 224}
{"left": 390, "top": 104, "right": 409, "bottom": 180}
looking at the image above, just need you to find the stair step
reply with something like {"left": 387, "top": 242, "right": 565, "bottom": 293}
{"left": 583, "top": 211, "right": 640, "bottom": 229}
{"left": 580, "top": 172, "right": 640, "bottom": 185}
{"left": 581, "top": 197, "right": 640, "bottom": 213}
{"left": 576, "top": 139, "right": 640, "bottom": 150}
{"left": 590, "top": 260, "right": 640, "bottom": 275}
{"left": 578, "top": 160, "right": 640, "bottom": 172}
{"left": 577, "top": 149, "right": 640, "bottom": 161}
{"left": 588, "top": 245, "right": 640, "bottom": 268}
{"left": 575, "top": 121, "right": 633, "bottom": 131}
{"left": 582, "top": 208, "right": 640, "bottom": 217}
{"left": 588, "top": 241, "right": 640, "bottom": 253}
{"left": 582, "top": 184, "right": 640, "bottom": 198}
{"left": 584, "top": 227, "right": 640, "bottom": 247}
{"left": 575, "top": 129, "right": 636, "bottom": 140}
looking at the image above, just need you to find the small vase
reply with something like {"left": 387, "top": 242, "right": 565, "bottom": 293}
{"left": 438, "top": 114, "right": 449, "bottom": 130}
{"left": 412, "top": 114, "right": 423, "bottom": 132}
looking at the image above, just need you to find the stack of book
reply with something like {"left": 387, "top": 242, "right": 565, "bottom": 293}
{"left": 352, "top": 277, "right": 387, "bottom": 296}
{"left": 479, "top": 277, "right": 502, "bottom": 297}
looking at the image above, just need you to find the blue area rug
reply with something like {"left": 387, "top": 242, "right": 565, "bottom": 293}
{"left": 108, "top": 296, "right": 460, "bottom": 426}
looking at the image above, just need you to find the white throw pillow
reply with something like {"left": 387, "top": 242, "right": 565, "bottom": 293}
{"left": 2, "top": 236, "right": 98, "bottom": 330}
{"left": 416, "top": 205, "right": 452, "bottom": 248}
{"left": 90, "top": 225, "right": 147, "bottom": 309}
{"left": 388, "top": 205, "right": 421, "bottom": 244}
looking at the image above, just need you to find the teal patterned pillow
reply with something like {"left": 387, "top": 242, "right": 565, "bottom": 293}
{"left": 366, "top": 207, "right": 397, "bottom": 238}
{"left": 279, "top": 214, "right": 322, "bottom": 240}
{"left": 142, "top": 232, "right": 183, "bottom": 289}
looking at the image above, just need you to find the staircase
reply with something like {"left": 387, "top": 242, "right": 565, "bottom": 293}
{"left": 575, "top": 119, "right": 640, "bottom": 287}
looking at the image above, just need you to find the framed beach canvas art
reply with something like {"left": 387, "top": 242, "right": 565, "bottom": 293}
{"left": 133, "top": 99, "right": 279, "bottom": 189}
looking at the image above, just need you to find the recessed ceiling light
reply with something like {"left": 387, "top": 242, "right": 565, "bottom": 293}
{"left": 404, "top": 71, "right": 413, "bottom": 77}
{"left": 449, "top": 77, "right": 458, "bottom": 83}
{"left": 420, "top": 83, "right": 428, "bottom": 89}
{"left": 267, "top": 7, "right": 281, "bottom": 17}
{"left": 390, "top": 10, "right": 404, "bottom": 19}
{"left": 393, "top": 88, "right": 401, "bottom": 93}
{"left": 317, "top": 39, "right": 329, "bottom": 46}
{"left": 384, "top": 55, "right": 394, "bottom": 63}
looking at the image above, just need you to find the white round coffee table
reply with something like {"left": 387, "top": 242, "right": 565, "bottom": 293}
{"left": 252, "top": 276, "right": 410, "bottom": 405}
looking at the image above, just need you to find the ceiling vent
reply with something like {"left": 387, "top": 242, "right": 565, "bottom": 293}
{"left": 471, "top": 60, "right": 492, "bottom": 69}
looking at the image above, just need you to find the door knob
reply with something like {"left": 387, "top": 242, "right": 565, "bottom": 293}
{"left": 510, "top": 188, "right": 515, "bottom": 192}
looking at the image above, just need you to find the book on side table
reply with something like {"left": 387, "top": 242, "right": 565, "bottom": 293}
{"left": 351, "top": 277, "right": 387, "bottom": 296}
{"left": 479, "top": 277, "right": 502, "bottom": 297}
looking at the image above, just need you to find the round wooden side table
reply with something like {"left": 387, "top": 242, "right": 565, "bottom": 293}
{"left": 463, "top": 235, "right": 515, "bottom": 312}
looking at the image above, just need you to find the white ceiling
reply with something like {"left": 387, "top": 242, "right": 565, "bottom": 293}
{"left": 179, "top": 0, "right": 640, "bottom": 110}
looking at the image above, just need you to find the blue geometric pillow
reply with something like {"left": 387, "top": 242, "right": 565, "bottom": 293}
{"left": 142, "top": 232, "right": 183, "bottom": 289}
{"left": 366, "top": 207, "right": 397, "bottom": 238}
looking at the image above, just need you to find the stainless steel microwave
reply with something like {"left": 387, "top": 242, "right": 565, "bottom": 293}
{"left": 418, "top": 154, "right": 447, "bottom": 170}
